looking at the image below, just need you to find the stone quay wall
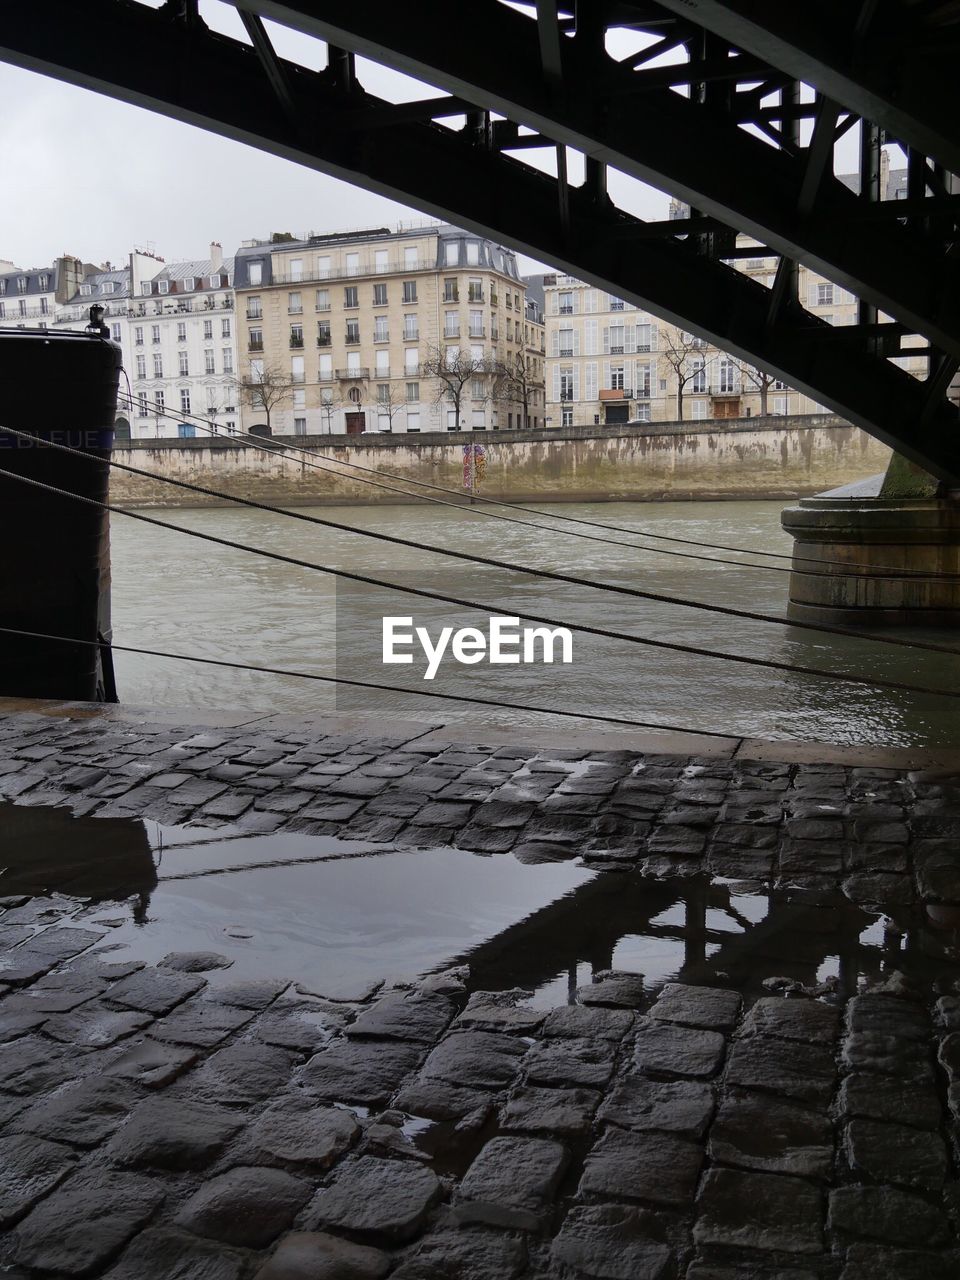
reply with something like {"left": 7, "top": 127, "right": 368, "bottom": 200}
{"left": 109, "top": 415, "right": 892, "bottom": 508}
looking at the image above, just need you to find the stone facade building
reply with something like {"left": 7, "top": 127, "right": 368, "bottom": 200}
{"left": 232, "top": 223, "right": 541, "bottom": 435}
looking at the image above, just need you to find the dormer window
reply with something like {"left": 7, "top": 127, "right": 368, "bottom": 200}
{"left": 16, "top": 277, "right": 27, "bottom": 293}
{"left": 208, "top": 274, "right": 219, "bottom": 288}
{"left": 141, "top": 282, "right": 152, "bottom": 296}
{"left": 101, "top": 282, "right": 115, "bottom": 294}
{"left": 79, "top": 284, "right": 93, "bottom": 296}
{"left": 0, "top": 281, "right": 6, "bottom": 295}
{"left": 38, "top": 274, "right": 48, "bottom": 290}
{"left": 158, "top": 280, "right": 170, "bottom": 295}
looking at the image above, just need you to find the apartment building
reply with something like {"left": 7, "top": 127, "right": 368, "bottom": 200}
{"left": 233, "top": 223, "right": 528, "bottom": 435}
{"left": 54, "top": 245, "right": 237, "bottom": 440}
{"left": 0, "top": 255, "right": 88, "bottom": 332}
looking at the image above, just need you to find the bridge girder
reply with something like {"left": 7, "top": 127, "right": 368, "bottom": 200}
{"left": 1, "top": 0, "right": 958, "bottom": 479}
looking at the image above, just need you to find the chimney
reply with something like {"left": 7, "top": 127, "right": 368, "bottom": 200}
{"left": 210, "top": 241, "right": 223, "bottom": 273}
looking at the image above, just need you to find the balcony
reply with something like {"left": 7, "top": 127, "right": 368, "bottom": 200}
{"left": 289, "top": 336, "right": 304, "bottom": 349}
{"left": 288, "top": 306, "right": 303, "bottom": 315}
{"left": 336, "top": 367, "right": 370, "bottom": 379}
{"left": 375, "top": 367, "right": 390, "bottom": 379}
{"left": 468, "top": 328, "right": 485, "bottom": 339}
{"left": 317, "top": 335, "right": 331, "bottom": 347}
{"left": 636, "top": 385, "right": 652, "bottom": 399}
{"left": 443, "top": 329, "right": 460, "bottom": 340}
{"left": 468, "top": 290, "right": 484, "bottom": 304}
{"left": 559, "top": 390, "right": 574, "bottom": 401}
{"left": 609, "top": 301, "right": 624, "bottom": 311}
{"left": 559, "top": 305, "right": 574, "bottom": 314}
{"left": 559, "top": 347, "right": 573, "bottom": 357}
{"left": 344, "top": 332, "right": 361, "bottom": 345}
{"left": 248, "top": 340, "right": 264, "bottom": 351}
{"left": 637, "top": 343, "right": 653, "bottom": 353}
{"left": 599, "top": 387, "right": 632, "bottom": 400}
{"left": 315, "top": 303, "right": 331, "bottom": 312}
{"left": 709, "top": 384, "right": 741, "bottom": 397}
{"left": 609, "top": 345, "right": 625, "bottom": 355}
{"left": 443, "top": 291, "right": 459, "bottom": 304}
{"left": 490, "top": 292, "right": 498, "bottom": 306}
{"left": 245, "top": 310, "right": 262, "bottom": 320}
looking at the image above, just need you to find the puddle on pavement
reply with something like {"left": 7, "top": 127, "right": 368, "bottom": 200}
{"left": 1, "top": 801, "right": 957, "bottom": 1004}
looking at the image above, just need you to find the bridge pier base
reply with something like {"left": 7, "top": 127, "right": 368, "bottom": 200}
{"left": 781, "top": 460, "right": 960, "bottom": 628}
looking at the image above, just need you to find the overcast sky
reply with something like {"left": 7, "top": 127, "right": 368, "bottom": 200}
{"left": 0, "top": 2, "right": 675, "bottom": 276}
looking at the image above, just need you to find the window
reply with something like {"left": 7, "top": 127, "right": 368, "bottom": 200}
{"left": 316, "top": 256, "right": 331, "bottom": 279}
{"left": 610, "top": 364, "right": 625, "bottom": 391}
{"left": 372, "top": 282, "right": 388, "bottom": 307}
{"left": 42, "top": 299, "right": 51, "bottom": 317}
{"left": 345, "top": 252, "right": 360, "bottom": 276}
{"left": 403, "top": 314, "right": 419, "bottom": 341}
{"left": 558, "top": 327, "right": 574, "bottom": 357}
{"left": 636, "top": 323, "right": 653, "bottom": 352}
{"left": 636, "top": 362, "right": 652, "bottom": 396}
{"left": 178, "top": 423, "right": 196, "bottom": 438}
{"left": 404, "top": 246, "right": 419, "bottom": 270}
{"left": 345, "top": 319, "right": 360, "bottom": 344}
{"left": 294, "top": 417, "right": 307, "bottom": 435}
{"left": 158, "top": 280, "right": 169, "bottom": 295}
{"left": 773, "top": 395, "right": 788, "bottom": 415}
{"left": 447, "top": 409, "right": 459, "bottom": 429}
{"left": 376, "top": 350, "right": 390, "bottom": 376}
{"left": 202, "top": 349, "right": 215, "bottom": 376}
{"left": 374, "top": 249, "right": 389, "bottom": 274}
{"left": 491, "top": 315, "right": 499, "bottom": 340}
{"left": 444, "top": 310, "right": 459, "bottom": 338}
{"left": 690, "top": 358, "right": 706, "bottom": 393}
{"left": 246, "top": 297, "right": 262, "bottom": 319}
{"left": 558, "top": 291, "right": 573, "bottom": 314}
{"left": 209, "top": 274, "right": 221, "bottom": 288}
{"left": 445, "top": 345, "right": 459, "bottom": 368}
{"left": 444, "top": 242, "right": 459, "bottom": 267}
{"left": 817, "top": 283, "right": 834, "bottom": 306}
{"left": 180, "top": 388, "right": 191, "bottom": 413}
{"left": 318, "top": 354, "right": 333, "bottom": 380}
{"left": 290, "top": 324, "right": 304, "bottom": 348}
{"left": 154, "top": 390, "right": 165, "bottom": 413}
{"left": 692, "top": 399, "right": 708, "bottom": 420}
{"left": 469, "top": 310, "right": 484, "bottom": 338}
{"left": 402, "top": 280, "right": 417, "bottom": 304}
{"left": 293, "top": 389, "right": 305, "bottom": 409}
{"left": 176, "top": 321, "right": 187, "bottom": 342}
{"left": 344, "top": 286, "right": 358, "bottom": 308}
{"left": 289, "top": 258, "right": 303, "bottom": 282}
{"left": 248, "top": 327, "right": 263, "bottom": 350}
{"left": 406, "top": 381, "right": 419, "bottom": 402}
{"left": 443, "top": 279, "right": 458, "bottom": 303}
{"left": 151, "top": 325, "right": 161, "bottom": 344}
{"left": 207, "top": 386, "right": 218, "bottom": 409}
{"left": 288, "top": 292, "right": 302, "bottom": 314}
{"left": 561, "top": 406, "right": 573, "bottom": 426}
{"left": 16, "top": 276, "right": 27, "bottom": 294}
{"left": 221, "top": 318, "right": 231, "bottom": 339}
{"left": 317, "top": 320, "right": 331, "bottom": 347}
{"left": 348, "top": 388, "right": 362, "bottom": 404}
{"left": 374, "top": 316, "right": 389, "bottom": 342}
{"left": 315, "top": 288, "right": 330, "bottom": 311}
{"left": 468, "top": 278, "right": 483, "bottom": 303}
{"left": 139, "top": 282, "right": 151, "bottom": 297}
{"left": 135, "top": 326, "right": 144, "bottom": 345}
{"left": 471, "top": 409, "right": 486, "bottom": 429}
{"left": 291, "top": 356, "right": 305, "bottom": 383}
{"left": 135, "top": 354, "right": 146, "bottom": 379}
{"left": 470, "top": 345, "right": 483, "bottom": 364}
{"left": 153, "top": 353, "right": 163, "bottom": 378}
{"left": 109, "top": 321, "right": 119, "bottom": 341}
{"left": 38, "top": 274, "right": 48, "bottom": 290}
{"left": 609, "top": 325, "right": 625, "bottom": 354}
{"left": 718, "top": 358, "right": 738, "bottom": 392}
{"left": 137, "top": 392, "right": 148, "bottom": 416}
{"left": 250, "top": 358, "right": 264, "bottom": 380}
{"left": 377, "top": 383, "right": 390, "bottom": 404}
{"left": 405, "top": 348, "right": 419, "bottom": 374}
{"left": 178, "top": 351, "right": 189, "bottom": 376}
{"left": 406, "top": 411, "right": 420, "bottom": 431}
{"left": 559, "top": 368, "right": 575, "bottom": 400}
{"left": 17, "top": 298, "right": 25, "bottom": 317}
{"left": 471, "top": 377, "right": 485, "bottom": 399}
{"left": 222, "top": 348, "right": 233, "bottom": 374}
{"left": 466, "top": 241, "right": 480, "bottom": 265}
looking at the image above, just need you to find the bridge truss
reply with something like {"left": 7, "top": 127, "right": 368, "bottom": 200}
{"left": 2, "top": 0, "right": 959, "bottom": 478}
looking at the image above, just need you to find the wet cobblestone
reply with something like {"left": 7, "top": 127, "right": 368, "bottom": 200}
{"left": 1, "top": 706, "right": 960, "bottom": 1275}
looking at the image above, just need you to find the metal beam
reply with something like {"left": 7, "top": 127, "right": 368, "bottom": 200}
{"left": 1, "top": 0, "right": 957, "bottom": 480}
{"left": 650, "top": 0, "right": 960, "bottom": 175}
{"left": 240, "top": 0, "right": 960, "bottom": 362}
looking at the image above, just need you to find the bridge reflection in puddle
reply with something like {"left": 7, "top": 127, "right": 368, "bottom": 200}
{"left": 0, "top": 801, "right": 926, "bottom": 1004}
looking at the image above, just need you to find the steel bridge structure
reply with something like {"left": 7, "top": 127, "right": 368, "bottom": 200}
{"left": 2, "top": 0, "right": 959, "bottom": 479}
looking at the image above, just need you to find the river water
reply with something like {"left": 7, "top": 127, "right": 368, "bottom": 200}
{"left": 109, "top": 498, "right": 960, "bottom": 747}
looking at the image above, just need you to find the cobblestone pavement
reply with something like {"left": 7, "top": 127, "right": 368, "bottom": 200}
{"left": 1, "top": 704, "right": 960, "bottom": 1277}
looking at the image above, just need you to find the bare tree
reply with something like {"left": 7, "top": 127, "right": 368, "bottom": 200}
{"left": 318, "top": 387, "right": 345, "bottom": 434}
{"left": 372, "top": 381, "right": 408, "bottom": 432}
{"left": 419, "top": 344, "right": 488, "bottom": 432}
{"left": 661, "top": 330, "right": 708, "bottom": 422}
{"left": 490, "top": 351, "right": 538, "bottom": 429}
{"left": 237, "top": 364, "right": 294, "bottom": 434}
{"left": 742, "top": 363, "right": 779, "bottom": 416}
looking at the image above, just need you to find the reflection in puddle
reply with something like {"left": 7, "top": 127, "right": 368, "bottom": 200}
{"left": 0, "top": 802, "right": 953, "bottom": 1006}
